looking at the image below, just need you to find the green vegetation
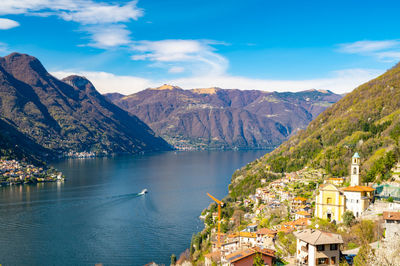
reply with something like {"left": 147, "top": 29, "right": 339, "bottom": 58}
{"left": 342, "top": 211, "right": 356, "bottom": 227}
{"left": 229, "top": 62, "right": 400, "bottom": 197}
{"left": 253, "top": 253, "right": 264, "bottom": 266}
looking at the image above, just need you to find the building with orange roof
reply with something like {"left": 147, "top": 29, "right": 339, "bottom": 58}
{"left": 342, "top": 185, "right": 375, "bottom": 218}
{"left": 256, "top": 228, "right": 277, "bottom": 249}
{"left": 295, "top": 210, "right": 312, "bottom": 220}
{"left": 293, "top": 218, "right": 311, "bottom": 229}
{"left": 222, "top": 247, "right": 275, "bottom": 266}
{"left": 292, "top": 196, "right": 308, "bottom": 209}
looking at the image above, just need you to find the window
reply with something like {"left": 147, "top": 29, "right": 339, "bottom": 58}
{"left": 317, "top": 245, "right": 325, "bottom": 251}
{"left": 327, "top": 197, "right": 332, "bottom": 204}
{"left": 330, "top": 244, "right": 338, "bottom": 250}
{"left": 356, "top": 200, "right": 359, "bottom": 203}
{"left": 353, "top": 167, "right": 357, "bottom": 174}
{"left": 317, "top": 258, "right": 328, "bottom": 264}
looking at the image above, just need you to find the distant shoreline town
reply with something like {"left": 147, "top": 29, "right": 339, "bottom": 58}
{"left": 0, "top": 159, "right": 64, "bottom": 187}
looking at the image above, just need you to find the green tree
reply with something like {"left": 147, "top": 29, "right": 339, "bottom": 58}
{"left": 354, "top": 220, "right": 375, "bottom": 244}
{"left": 253, "top": 252, "right": 264, "bottom": 266}
{"left": 353, "top": 244, "right": 371, "bottom": 266}
{"left": 342, "top": 211, "right": 355, "bottom": 227}
{"left": 170, "top": 254, "right": 177, "bottom": 265}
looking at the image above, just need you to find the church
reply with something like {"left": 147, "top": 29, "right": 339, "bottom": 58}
{"left": 315, "top": 153, "right": 375, "bottom": 222}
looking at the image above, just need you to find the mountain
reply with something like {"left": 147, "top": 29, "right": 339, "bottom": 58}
{"left": 105, "top": 85, "right": 342, "bottom": 150}
{"left": 229, "top": 63, "right": 400, "bottom": 198}
{"left": 0, "top": 53, "right": 171, "bottom": 158}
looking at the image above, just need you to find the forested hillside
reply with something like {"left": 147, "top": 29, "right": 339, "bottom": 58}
{"left": 229, "top": 63, "right": 400, "bottom": 198}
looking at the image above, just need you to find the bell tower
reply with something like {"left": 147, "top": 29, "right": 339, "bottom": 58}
{"left": 350, "top": 152, "right": 360, "bottom": 186}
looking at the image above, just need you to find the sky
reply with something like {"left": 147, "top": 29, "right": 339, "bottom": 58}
{"left": 0, "top": 0, "right": 400, "bottom": 94}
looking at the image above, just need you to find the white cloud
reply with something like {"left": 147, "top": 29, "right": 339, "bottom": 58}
{"left": 59, "top": 1, "right": 143, "bottom": 24}
{"left": 0, "top": 42, "right": 10, "bottom": 55}
{"left": 51, "top": 67, "right": 383, "bottom": 95}
{"left": 86, "top": 25, "right": 131, "bottom": 48}
{"left": 338, "top": 40, "right": 399, "bottom": 53}
{"left": 51, "top": 70, "right": 156, "bottom": 94}
{"left": 0, "top": 0, "right": 143, "bottom": 47}
{"left": 338, "top": 39, "right": 400, "bottom": 62}
{"left": 168, "top": 66, "right": 185, "bottom": 74}
{"left": 0, "top": 18, "right": 19, "bottom": 29}
{"left": 131, "top": 39, "right": 229, "bottom": 75}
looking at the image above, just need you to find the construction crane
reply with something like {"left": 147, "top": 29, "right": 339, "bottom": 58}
{"left": 207, "top": 193, "right": 224, "bottom": 248}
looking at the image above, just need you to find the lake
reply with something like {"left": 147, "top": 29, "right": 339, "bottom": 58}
{"left": 0, "top": 150, "right": 268, "bottom": 265}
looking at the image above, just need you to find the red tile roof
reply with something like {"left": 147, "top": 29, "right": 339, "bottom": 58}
{"left": 383, "top": 211, "right": 400, "bottom": 221}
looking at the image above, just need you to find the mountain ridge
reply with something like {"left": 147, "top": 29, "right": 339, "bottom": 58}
{"left": 0, "top": 52, "right": 171, "bottom": 161}
{"left": 105, "top": 85, "right": 342, "bottom": 150}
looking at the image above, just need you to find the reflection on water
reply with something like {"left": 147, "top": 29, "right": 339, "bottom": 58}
{"left": 0, "top": 150, "right": 269, "bottom": 265}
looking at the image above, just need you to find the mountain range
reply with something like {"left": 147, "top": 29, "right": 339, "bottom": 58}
{"left": 0, "top": 53, "right": 171, "bottom": 162}
{"left": 105, "top": 85, "right": 342, "bottom": 150}
{"left": 229, "top": 62, "right": 400, "bottom": 198}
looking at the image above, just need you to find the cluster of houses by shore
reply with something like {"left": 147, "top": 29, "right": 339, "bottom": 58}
{"left": 0, "top": 159, "right": 63, "bottom": 185}
{"left": 203, "top": 153, "right": 400, "bottom": 265}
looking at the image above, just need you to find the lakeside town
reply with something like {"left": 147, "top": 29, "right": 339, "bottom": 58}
{"left": 0, "top": 159, "right": 64, "bottom": 186}
{"left": 168, "top": 153, "right": 400, "bottom": 265}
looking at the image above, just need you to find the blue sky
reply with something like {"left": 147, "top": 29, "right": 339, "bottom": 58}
{"left": 0, "top": 0, "right": 400, "bottom": 94}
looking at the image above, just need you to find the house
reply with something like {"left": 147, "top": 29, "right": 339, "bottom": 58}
{"left": 315, "top": 184, "right": 345, "bottom": 222}
{"left": 292, "top": 218, "right": 312, "bottom": 230}
{"left": 292, "top": 196, "right": 308, "bottom": 209}
{"left": 242, "top": 223, "right": 258, "bottom": 232}
{"left": 295, "top": 211, "right": 312, "bottom": 220}
{"left": 294, "top": 229, "right": 343, "bottom": 266}
{"left": 221, "top": 240, "right": 241, "bottom": 256}
{"left": 222, "top": 247, "right": 275, "bottom": 266}
{"left": 342, "top": 185, "right": 375, "bottom": 218}
{"left": 325, "top": 177, "right": 344, "bottom": 187}
{"left": 205, "top": 251, "right": 221, "bottom": 266}
{"left": 256, "top": 228, "right": 277, "bottom": 249}
{"left": 383, "top": 211, "right": 400, "bottom": 239}
{"left": 238, "top": 232, "right": 257, "bottom": 247}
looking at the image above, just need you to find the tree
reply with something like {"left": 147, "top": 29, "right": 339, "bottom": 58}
{"left": 353, "top": 244, "right": 371, "bottom": 266}
{"left": 342, "top": 211, "right": 355, "bottom": 227}
{"left": 170, "top": 254, "right": 177, "bottom": 265}
{"left": 354, "top": 220, "right": 375, "bottom": 245}
{"left": 253, "top": 252, "right": 264, "bottom": 266}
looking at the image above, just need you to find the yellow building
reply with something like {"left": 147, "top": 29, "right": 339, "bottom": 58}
{"left": 315, "top": 184, "right": 345, "bottom": 222}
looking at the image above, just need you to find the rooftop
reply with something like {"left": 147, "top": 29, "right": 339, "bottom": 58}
{"left": 294, "top": 229, "right": 343, "bottom": 245}
{"left": 226, "top": 247, "right": 275, "bottom": 263}
{"left": 353, "top": 152, "right": 360, "bottom": 158}
{"left": 383, "top": 211, "right": 400, "bottom": 221}
{"left": 342, "top": 186, "right": 375, "bottom": 192}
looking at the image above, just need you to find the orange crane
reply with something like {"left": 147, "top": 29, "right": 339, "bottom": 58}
{"left": 207, "top": 193, "right": 224, "bottom": 248}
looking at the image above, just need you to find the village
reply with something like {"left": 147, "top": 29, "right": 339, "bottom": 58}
{"left": 197, "top": 153, "right": 400, "bottom": 266}
{"left": 0, "top": 159, "right": 64, "bottom": 186}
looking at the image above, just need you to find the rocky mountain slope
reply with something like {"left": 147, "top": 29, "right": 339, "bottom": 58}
{"left": 106, "top": 85, "right": 341, "bottom": 150}
{"left": 229, "top": 63, "right": 400, "bottom": 198}
{"left": 0, "top": 53, "right": 171, "bottom": 159}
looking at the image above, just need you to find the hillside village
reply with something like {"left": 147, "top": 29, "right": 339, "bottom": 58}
{"left": 0, "top": 159, "right": 63, "bottom": 186}
{"left": 175, "top": 153, "right": 400, "bottom": 266}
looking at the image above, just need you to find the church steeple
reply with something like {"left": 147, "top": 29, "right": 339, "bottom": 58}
{"left": 350, "top": 152, "right": 360, "bottom": 186}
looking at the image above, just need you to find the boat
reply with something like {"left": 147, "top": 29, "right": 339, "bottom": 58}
{"left": 139, "top": 189, "right": 148, "bottom": 195}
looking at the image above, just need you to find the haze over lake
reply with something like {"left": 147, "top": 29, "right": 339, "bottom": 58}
{"left": 0, "top": 150, "right": 268, "bottom": 265}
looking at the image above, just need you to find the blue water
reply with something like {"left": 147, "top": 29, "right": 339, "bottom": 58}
{"left": 0, "top": 150, "right": 268, "bottom": 265}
